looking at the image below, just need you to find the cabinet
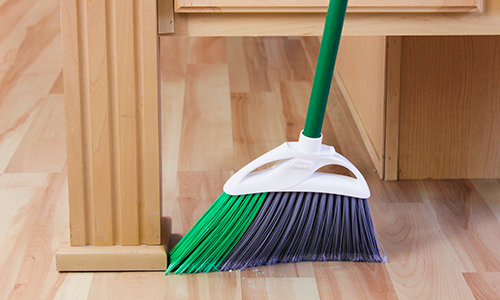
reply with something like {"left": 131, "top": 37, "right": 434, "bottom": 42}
{"left": 335, "top": 35, "right": 500, "bottom": 180}
{"left": 175, "top": 0, "right": 483, "bottom": 13}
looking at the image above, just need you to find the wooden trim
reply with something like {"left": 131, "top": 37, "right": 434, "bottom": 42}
{"left": 175, "top": 0, "right": 482, "bottom": 13}
{"left": 61, "top": 0, "right": 86, "bottom": 247}
{"left": 175, "top": 6, "right": 482, "bottom": 13}
{"left": 159, "top": 0, "right": 174, "bottom": 34}
{"left": 56, "top": 230, "right": 167, "bottom": 271}
{"left": 60, "top": 0, "right": 161, "bottom": 251}
{"left": 167, "top": 0, "right": 499, "bottom": 37}
{"left": 334, "top": 71, "right": 384, "bottom": 177}
{"left": 334, "top": 36, "right": 387, "bottom": 179}
{"left": 384, "top": 36, "right": 402, "bottom": 181}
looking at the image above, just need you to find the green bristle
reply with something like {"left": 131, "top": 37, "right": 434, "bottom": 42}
{"left": 166, "top": 192, "right": 267, "bottom": 274}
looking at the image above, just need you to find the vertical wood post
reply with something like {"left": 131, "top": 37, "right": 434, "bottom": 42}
{"left": 56, "top": 0, "right": 165, "bottom": 271}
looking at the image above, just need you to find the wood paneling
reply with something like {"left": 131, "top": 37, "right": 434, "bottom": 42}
{"left": 335, "top": 36, "right": 387, "bottom": 177}
{"left": 170, "top": 0, "right": 499, "bottom": 37}
{"left": 398, "top": 36, "right": 500, "bottom": 180}
{"left": 384, "top": 37, "right": 402, "bottom": 181}
{"left": 175, "top": 0, "right": 482, "bottom": 13}
{"left": 57, "top": 0, "right": 162, "bottom": 270}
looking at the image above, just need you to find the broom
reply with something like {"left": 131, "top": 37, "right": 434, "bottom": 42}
{"left": 166, "top": 0, "right": 386, "bottom": 274}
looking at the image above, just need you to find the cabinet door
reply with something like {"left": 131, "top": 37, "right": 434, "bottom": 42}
{"left": 175, "top": 0, "right": 483, "bottom": 13}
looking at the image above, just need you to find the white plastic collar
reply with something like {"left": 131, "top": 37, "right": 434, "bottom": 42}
{"left": 223, "top": 131, "right": 371, "bottom": 199}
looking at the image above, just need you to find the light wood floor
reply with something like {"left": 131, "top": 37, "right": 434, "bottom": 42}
{"left": 1, "top": 0, "right": 500, "bottom": 299}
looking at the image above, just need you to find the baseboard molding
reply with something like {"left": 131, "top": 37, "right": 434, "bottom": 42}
{"left": 56, "top": 230, "right": 167, "bottom": 272}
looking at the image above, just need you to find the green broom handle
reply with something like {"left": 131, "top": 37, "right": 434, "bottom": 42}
{"left": 303, "top": 0, "right": 349, "bottom": 139}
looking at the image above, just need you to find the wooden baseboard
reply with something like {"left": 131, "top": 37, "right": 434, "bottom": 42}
{"left": 56, "top": 231, "right": 167, "bottom": 272}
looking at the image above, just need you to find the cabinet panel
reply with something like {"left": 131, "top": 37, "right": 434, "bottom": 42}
{"left": 175, "top": 0, "right": 483, "bottom": 13}
{"left": 398, "top": 36, "right": 500, "bottom": 179}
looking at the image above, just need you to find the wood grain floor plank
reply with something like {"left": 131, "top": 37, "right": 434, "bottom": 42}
{"left": 314, "top": 262, "right": 398, "bottom": 300}
{"left": 160, "top": 36, "right": 190, "bottom": 82}
{"left": 0, "top": 0, "right": 41, "bottom": 44}
{"left": 160, "top": 36, "right": 190, "bottom": 229}
{"left": 370, "top": 202, "right": 475, "bottom": 299}
{"left": 463, "top": 272, "right": 500, "bottom": 300}
{"left": 471, "top": 179, "right": 500, "bottom": 222}
{"left": 7, "top": 168, "right": 69, "bottom": 299}
{"left": 50, "top": 273, "right": 93, "bottom": 300}
{"left": 0, "top": 27, "right": 62, "bottom": 117}
{"left": 49, "top": 70, "right": 64, "bottom": 94}
{"left": 0, "top": 97, "right": 43, "bottom": 172}
{"left": 369, "top": 180, "right": 426, "bottom": 203}
{"left": 169, "top": 171, "right": 232, "bottom": 247}
{"left": 283, "top": 37, "right": 315, "bottom": 82}
{"left": 263, "top": 37, "right": 295, "bottom": 89}
{"left": 0, "top": 1, "right": 60, "bottom": 105}
{"left": 5, "top": 94, "right": 66, "bottom": 173}
{"left": 240, "top": 262, "right": 315, "bottom": 279}
{"left": 263, "top": 37, "right": 314, "bottom": 89}
{"left": 421, "top": 180, "right": 500, "bottom": 272}
{"left": 87, "top": 272, "right": 166, "bottom": 300}
{"left": 279, "top": 81, "right": 310, "bottom": 141}
{"left": 166, "top": 271, "right": 241, "bottom": 300}
{"left": 241, "top": 277, "right": 268, "bottom": 300}
{"left": 243, "top": 37, "right": 271, "bottom": 93}
{"left": 178, "top": 63, "right": 233, "bottom": 172}
{"left": 161, "top": 81, "right": 186, "bottom": 214}
{"left": 0, "top": 173, "right": 53, "bottom": 299}
{"left": 300, "top": 37, "right": 321, "bottom": 75}
{"left": 189, "top": 37, "right": 227, "bottom": 64}
{"left": 230, "top": 92, "right": 286, "bottom": 170}
{"left": 0, "top": 3, "right": 62, "bottom": 173}
{"left": 242, "top": 278, "right": 320, "bottom": 300}
{"left": 227, "top": 37, "right": 251, "bottom": 93}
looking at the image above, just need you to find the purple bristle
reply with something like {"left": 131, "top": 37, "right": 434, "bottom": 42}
{"left": 219, "top": 192, "right": 386, "bottom": 271}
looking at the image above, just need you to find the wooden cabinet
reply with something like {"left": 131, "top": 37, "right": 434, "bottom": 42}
{"left": 175, "top": 0, "right": 483, "bottom": 13}
{"left": 335, "top": 35, "right": 500, "bottom": 180}
{"left": 166, "top": 0, "right": 498, "bottom": 36}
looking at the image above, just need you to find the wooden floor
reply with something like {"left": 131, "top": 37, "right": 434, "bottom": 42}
{"left": 1, "top": 1, "right": 500, "bottom": 299}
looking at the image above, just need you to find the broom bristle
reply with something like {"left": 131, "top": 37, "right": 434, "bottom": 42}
{"left": 166, "top": 192, "right": 386, "bottom": 274}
